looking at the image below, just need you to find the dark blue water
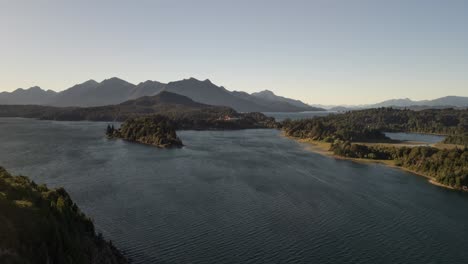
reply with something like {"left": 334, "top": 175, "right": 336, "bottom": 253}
{"left": 385, "top": 132, "right": 446, "bottom": 144}
{"left": 0, "top": 118, "right": 467, "bottom": 264}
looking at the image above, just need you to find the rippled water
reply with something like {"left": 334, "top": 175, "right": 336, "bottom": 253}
{"left": 0, "top": 118, "right": 467, "bottom": 264}
{"left": 385, "top": 132, "right": 446, "bottom": 144}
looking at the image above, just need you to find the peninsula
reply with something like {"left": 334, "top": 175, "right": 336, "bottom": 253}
{"left": 281, "top": 108, "right": 468, "bottom": 190}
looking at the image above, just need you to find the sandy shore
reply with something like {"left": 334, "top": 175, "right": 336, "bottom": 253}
{"left": 285, "top": 135, "right": 461, "bottom": 192}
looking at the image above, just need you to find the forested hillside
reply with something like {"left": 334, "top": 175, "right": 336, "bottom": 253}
{"left": 282, "top": 108, "right": 467, "bottom": 145}
{"left": 0, "top": 167, "right": 128, "bottom": 264}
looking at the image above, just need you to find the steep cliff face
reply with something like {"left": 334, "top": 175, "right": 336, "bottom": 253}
{"left": 0, "top": 167, "right": 128, "bottom": 264}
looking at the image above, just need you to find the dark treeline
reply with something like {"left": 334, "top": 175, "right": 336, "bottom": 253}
{"left": 0, "top": 167, "right": 128, "bottom": 264}
{"left": 444, "top": 133, "right": 468, "bottom": 145}
{"left": 282, "top": 108, "right": 468, "bottom": 145}
{"left": 0, "top": 103, "right": 276, "bottom": 130}
{"left": 171, "top": 112, "right": 277, "bottom": 130}
{"left": 331, "top": 141, "right": 468, "bottom": 188}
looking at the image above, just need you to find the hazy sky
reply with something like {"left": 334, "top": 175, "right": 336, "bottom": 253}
{"left": 1, "top": 0, "right": 467, "bottom": 105}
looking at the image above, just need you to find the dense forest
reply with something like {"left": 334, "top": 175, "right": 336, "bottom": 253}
{"left": 444, "top": 133, "right": 468, "bottom": 145}
{"left": 282, "top": 108, "right": 468, "bottom": 145}
{"left": 107, "top": 115, "right": 183, "bottom": 148}
{"left": 330, "top": 141, "right": 468, "bottom": 188}
{"left": 0, "top": 167, "right": 128, "bottom": 264}
{"left": 282, "top": 108, "right": 468, "bottom": 190}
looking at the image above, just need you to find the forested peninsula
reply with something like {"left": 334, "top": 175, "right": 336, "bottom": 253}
{"left": 282, "top": 108, "right": 468, "bottom": 190}
{"left": 0, "top": 167, "right": 128, "bottom": 264}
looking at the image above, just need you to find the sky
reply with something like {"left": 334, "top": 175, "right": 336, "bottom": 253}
{"left": 0, "top": 0, "right": 467, "bottom": 105}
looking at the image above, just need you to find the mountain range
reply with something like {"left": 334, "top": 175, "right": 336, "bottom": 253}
{"left": 0, "top": 78, "right": 323, "bottom": 112}
{"left": 371, "top": 96, "right": 468, "bottom": 108}
{"left": 323, "top": 96, "right": 468, "bottom": 111}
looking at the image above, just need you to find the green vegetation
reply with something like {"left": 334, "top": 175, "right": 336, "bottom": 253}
{"left": 330, "top": 141, "right": 468, "bottom": 188}
{"left": 0, "top": 167, "right": 128, "bottom": 264}
{"left": 444, "top": 133, "right": 468, "bottom": 145}
{"left": 107, "top": 115, "right": 183, "bottom": 148}
{"left": 282, "top": 108, "right": 468, "bottom": 190}
{"left": 282, "top": 108, "right": 467, "bottom": 145}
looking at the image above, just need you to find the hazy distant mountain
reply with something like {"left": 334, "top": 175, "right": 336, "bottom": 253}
{"left": 49, "top": 78, "right": 160, "bottom": 107}
{"left": 251, "top": 90, "right": 311, "bottom": 109}
{"left": 328, "top": 106, "right": 355, "bottom": 112}
{"left": 0, "top": 86, "right": 56, "bottom": 105}
{"left": 75, "top": 77, "right": 136, "bottom": 107}
{"left": 427, "top": 96, "right": 468, "bottom": 107}
{"left": 89, "top": 78, "right": 136, "bottom": 106}
{"left": 0, "top": 77, "right": 317, "bottom": 112}
{"left": 322, "top": 96, "right": 468, "bottom": 111}
{"left": 251, "top": 90, "right": 324, "bottom": 111}
{"left": 161, "top": 78, "right": 260, "bottom": 112}
{"left": 163, "top": 78, "right": 321, "bottom": 112}
{"left": 128, "top": 80, "right": 166, "bottom": 100}
{"left": 371, "top": 98, "right": 416, "bottom": 108}
{"left": 231, "top": 91, "right": 324, "bottom": 112}
{"left": 49, "top": 80, "right": 100, "bottom": 106}
{"left": 370, "top": 96, "right": 468, "bottom": 108}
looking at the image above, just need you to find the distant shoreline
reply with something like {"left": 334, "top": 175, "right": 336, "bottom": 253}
{"left": 284, "top": 134, "right": 462, "bottom": 192}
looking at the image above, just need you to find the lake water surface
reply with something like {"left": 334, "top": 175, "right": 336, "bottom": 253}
{"left": 385, "top": 132, "right": 446, "bottom": 144}
{"left": 0, "top": 118, "right": 467, "bottom": 264}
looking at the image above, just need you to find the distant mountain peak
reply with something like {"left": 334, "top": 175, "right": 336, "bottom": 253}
{"left": 102, "top": 77, "right": 131, "bottom": 85}
{"left": 82, "top": 79, "right": 98, "bottom": 85}
{"left": 138, "top": 80, "right": 162, "bottom": 85}
{"left": 13, "top": 86, "right": 44, "bottom": 93}
{"left": 28, "top": 86, "right": 42, "bottom": 91}
{"left": 183, "top": 77, "right": 214, "bottom": 84}
{"left": 250, "top": 89, "right": 324, "bottom": 111}
{"left": 255, "top": 90, "right": 276, "bottom": 96}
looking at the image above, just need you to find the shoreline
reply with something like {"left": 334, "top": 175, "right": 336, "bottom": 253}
{"left": 284, "top": 134, "right": 462, "bottom": 192}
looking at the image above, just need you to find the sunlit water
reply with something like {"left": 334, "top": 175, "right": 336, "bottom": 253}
{"left": 0, "top": 118, "right": 467, "bottom": 264}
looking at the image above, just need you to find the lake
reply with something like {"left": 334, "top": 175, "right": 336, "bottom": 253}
{"left": 385, "top": 132, "right": 446, "bottom": 144}
{"left": 0, "top": 118, "right": 467, "bottom": 264}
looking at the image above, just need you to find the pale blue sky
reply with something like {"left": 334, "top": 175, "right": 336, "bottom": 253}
{"left": 1, "top": 0, "right": 467, "bottom": 104}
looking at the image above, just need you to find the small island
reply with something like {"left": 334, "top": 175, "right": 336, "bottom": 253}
{"left": 107, "top": 115, "right": 183, "bottom": 148}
